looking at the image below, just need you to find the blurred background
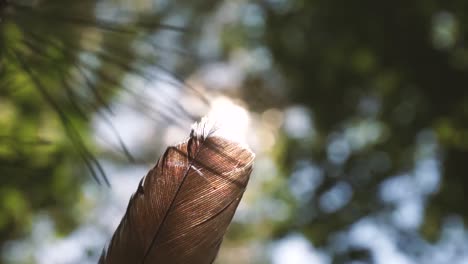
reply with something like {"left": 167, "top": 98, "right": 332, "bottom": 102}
{"left": 1, "top": 0, "right": 468, "bottom": 263}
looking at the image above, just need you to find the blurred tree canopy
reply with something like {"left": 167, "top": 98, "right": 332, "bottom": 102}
{"left": 260, "top": 0, "right": 468, "bottom": 239}
{"left": 1, "top": 0, "right": 468, "bottom": 263}
{"left": 227, "top": 0, "right": 468, "bottom": 261}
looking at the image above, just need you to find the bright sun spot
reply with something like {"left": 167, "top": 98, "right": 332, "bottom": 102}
{"left": 205, "top": 96, "right": 250, "bottom": 146}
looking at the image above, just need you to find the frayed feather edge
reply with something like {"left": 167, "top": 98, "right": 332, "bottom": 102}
{"left": 190, "top": 116, "right": 254, "bottom": 157}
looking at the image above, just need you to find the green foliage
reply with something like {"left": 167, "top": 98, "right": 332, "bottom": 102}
{"left": 0, "top": 0, "right": 184, "bottom": 254}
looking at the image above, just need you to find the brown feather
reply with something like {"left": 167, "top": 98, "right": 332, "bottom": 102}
{"left": 99, "top": 120, "right": 255, "bottom": 264}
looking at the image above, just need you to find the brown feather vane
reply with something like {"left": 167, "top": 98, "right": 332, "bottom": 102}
{"left": 99, "top": 117, "right": 255, "bottom": 264}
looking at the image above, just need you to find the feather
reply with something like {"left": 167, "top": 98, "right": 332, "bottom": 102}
{"left": 99, "top": 117, "right": 255, "bottom": 264}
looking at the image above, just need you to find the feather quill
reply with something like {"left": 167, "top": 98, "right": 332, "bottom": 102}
{"left": 99, "top": 117, "right": 255, "bottom": 264}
